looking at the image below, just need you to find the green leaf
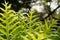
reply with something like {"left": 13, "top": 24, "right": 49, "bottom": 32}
{"left": 0, "top": 7, "right": 5, "bottom": 12}
{"left": 9, "top": 22, "right": 20, "bottom": 30}
{"left": 10, "top": 26, "right": 21, "bottom": 34}
{"left": 0, "top": 29, "right": 6, "bottom": 35}
{"left": 27, "top": 32, "right": 36, "bottom": 40}
{"left": 8, "top": 17, "right": 18, "bottom": 25}
{"left": 0, "top": 18, "right": 6, "bottom": 23}
{"left": 0, "top": 23, "right": 6, "bottom": 29}
{"left": 21, "top": 35, "right": 29, "bottom": 40}
{"left": 0, "top": 13, "right": 6, "bottom": 18}
{"left": 0, "top": 36, "right": 6, "bottom": 40}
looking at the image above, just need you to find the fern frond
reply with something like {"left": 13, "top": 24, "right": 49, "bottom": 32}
{"left": 0, "top": 1, "right": 20, "bottom": 40}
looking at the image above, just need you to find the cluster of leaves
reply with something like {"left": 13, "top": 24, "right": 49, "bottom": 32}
{"left": 0, "top": 1, "right": 60, "bottom": 40}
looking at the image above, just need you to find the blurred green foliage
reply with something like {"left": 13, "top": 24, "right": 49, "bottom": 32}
{"left": 0, "top": 1, "right": 60, "bottom": 40}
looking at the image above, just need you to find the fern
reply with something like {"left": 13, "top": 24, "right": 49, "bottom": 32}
{"left": 0, "top": 1, "right": 20, "bottom": 40}
{"left": 16, "top": 31, "right": 48, "bottom": 40}
{"left": 0, "top": 1, "right": 58, "bottom": 40}
{"left": 26, "top": 9, "right": 39, "bottom": 32}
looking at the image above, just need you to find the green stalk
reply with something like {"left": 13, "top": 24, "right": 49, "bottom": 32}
{"left": 5, "top": 7, "right": 9, "bottom": 40}
{"left": 29, "top": 12, "right": 33, "bottom": 31}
